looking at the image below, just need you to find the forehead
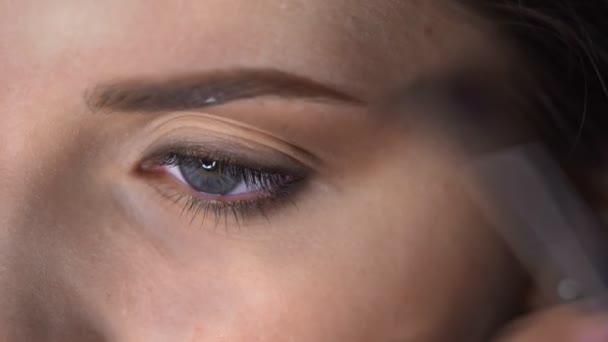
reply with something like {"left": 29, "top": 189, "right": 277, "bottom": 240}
{"left": 2, "top": 0, "right": 493, "bottom": 96}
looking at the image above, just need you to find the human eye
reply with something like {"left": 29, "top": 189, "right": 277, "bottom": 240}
{"left": 137, "top": 144, "right": 309, "bottom": 226}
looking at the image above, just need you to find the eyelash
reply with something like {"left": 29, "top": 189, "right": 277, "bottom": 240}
{"left": 141, "top": 150, "right": 306, "bottom": 227}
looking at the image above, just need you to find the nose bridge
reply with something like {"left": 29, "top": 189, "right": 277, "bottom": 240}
{"left": 0, "top": 107, "right": 113, "bottom": 341}
{"left": 0, "top": 119, "right": 35, "bottom": 340}
{"left": 0, "top": 112, "right": 51, "bottom": 340}
{"left": 0, "top": 109, "right": 52, "bottom": 231}
{"left": 0, "top": 94, "right": 41, "bottom": 244}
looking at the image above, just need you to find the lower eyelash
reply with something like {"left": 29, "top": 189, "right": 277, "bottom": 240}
{"left": 157, "top": 183, "right": 300, "bottom": 230}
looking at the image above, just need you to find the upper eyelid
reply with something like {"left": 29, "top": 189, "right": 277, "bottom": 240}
{"left": 150, "top": 148, "right": 299, "bottom": 173}
{"left": 129, "top": 112, "right": 323, "bottom": 168}
{"left": 140, "top": 135, "right": 313, "bottom": 176}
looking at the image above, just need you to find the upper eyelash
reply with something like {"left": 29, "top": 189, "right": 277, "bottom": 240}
{"left": 160, "top": 152, "right": 300, "bottom": 194}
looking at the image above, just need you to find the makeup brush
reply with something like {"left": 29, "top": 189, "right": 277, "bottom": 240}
{"left": 385, "top": 74, "right": 608, "bottom": 304}
{"left": 466, "top": 142, "right": 608, "bottom": 304}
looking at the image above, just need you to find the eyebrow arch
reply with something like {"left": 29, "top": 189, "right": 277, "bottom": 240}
{"left": 86, "top": 68, "right": 363, "bottom": 112}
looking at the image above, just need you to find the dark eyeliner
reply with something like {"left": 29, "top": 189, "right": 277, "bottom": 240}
{"left": 139, "top": 145, "right": 309, "bottom": 227}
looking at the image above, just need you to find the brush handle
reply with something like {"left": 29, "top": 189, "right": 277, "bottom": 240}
{"left": 467, "top": 143, "right": 608, "bottom": 304}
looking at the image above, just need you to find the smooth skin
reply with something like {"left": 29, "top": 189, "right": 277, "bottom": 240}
{"left": 1, "top": 0, "right": 605, "bottom": 341}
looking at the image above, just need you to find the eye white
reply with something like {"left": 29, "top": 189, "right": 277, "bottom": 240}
{"left": 164, "top": 164, "right": 255, "bottom": 196}
{"left": 165, "top": 164, "right": 187, "bottom": 184}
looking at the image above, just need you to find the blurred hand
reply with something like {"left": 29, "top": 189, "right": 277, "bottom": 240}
{"left": 496, "top": 304, "right": 608, "bottom": 342}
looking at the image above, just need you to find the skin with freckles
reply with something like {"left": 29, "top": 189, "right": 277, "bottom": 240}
{"left": 0, "top": 0, "right": 532, "bottom": 341}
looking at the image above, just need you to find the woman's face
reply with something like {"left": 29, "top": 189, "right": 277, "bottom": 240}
{"left": 1, "top": 1, "right": 524, "bottom": 341}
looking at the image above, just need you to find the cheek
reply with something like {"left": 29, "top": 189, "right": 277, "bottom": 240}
{"left": 104, "top": 144, "right": 523, "bottom": 341}
{"left": 283, "top": 142, "right": 528, "bottom": 340}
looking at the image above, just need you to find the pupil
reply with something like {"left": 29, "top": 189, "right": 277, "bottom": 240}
{"left": 201, "top": 160, "right": 218, "bottom": 171}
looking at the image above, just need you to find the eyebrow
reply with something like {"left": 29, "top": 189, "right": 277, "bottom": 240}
{"left": 86, "top": 69, "right": 363, "bottom": 112}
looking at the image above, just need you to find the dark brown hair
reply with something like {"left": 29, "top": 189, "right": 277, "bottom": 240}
{"left": 471, "top": 1, "right": 608, "bottom": 168}
{"left": 462, "top": 2, "right": 608, "bottom": 331}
